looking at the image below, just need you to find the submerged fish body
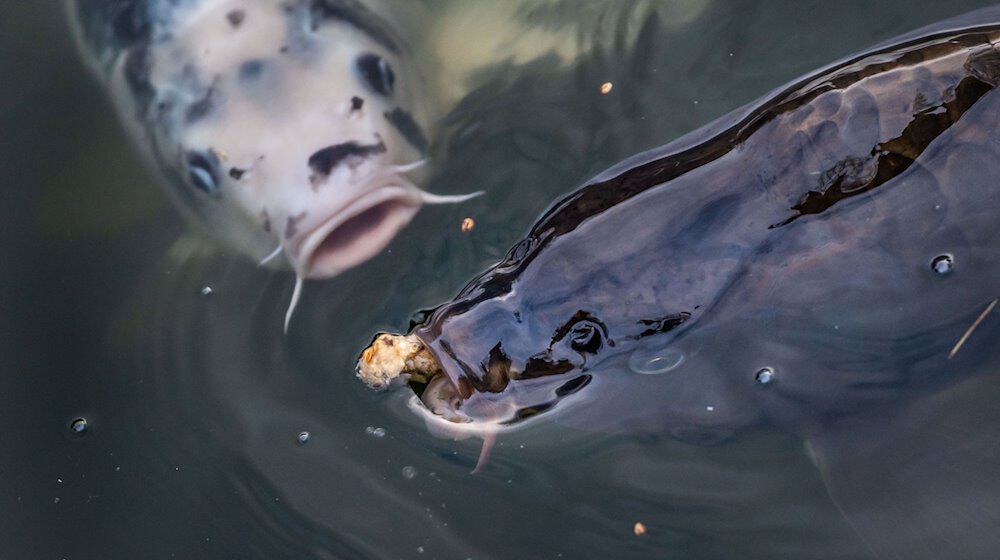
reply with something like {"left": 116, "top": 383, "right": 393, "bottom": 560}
{"left": 388, "top": 7, "right": 1000, "bottom": 557}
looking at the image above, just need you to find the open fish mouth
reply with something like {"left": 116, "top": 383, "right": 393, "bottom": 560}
{"left": 295, "top": 186, "right": 422, "bottom": 279}
{"left": 355, "top": 333, "right": 589, "bottom": 431}
{"left": 356, "top": 333, "right": 472, "bottom": 423}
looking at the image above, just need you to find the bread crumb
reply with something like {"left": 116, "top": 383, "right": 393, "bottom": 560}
{"left": 357, "top": 333, "right": 441, "bottom": 390}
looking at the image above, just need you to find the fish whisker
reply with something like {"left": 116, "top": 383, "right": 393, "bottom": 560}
{"left": 391, "top": 159, "right": 427, "bottom": 173}
{"left": 284, "top": 275, "right": 305, "bottom": 334}
{"left": 420, "top": 190, "right": 484, "bottom": 205}
{"left": 258, "top": 245, "right": 284, "bottom": 266}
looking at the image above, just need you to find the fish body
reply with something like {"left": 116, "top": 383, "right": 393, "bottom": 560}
{"left": 391, "top": 7, "right": 1000, "bottom": 557}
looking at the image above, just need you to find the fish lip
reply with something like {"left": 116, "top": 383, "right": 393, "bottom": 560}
{"left": 293, "top": 185, "right": 422, "bottom": 278}
{"left": 410, "top": 330, "right": 472, "bottom": 420}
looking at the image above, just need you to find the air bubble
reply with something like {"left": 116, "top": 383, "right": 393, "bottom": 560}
{"left": 755, "top": 367, "right": 775, "bottom": 385}
{"left": 296, "top": 431, "right": 310, "bottom": 445}
{"left": 629, "top": 347, "right": 684, "bottom": 375}
{"left": 402, "top": 466, "right": 417, "bottom": 480}
{"left": 365, "top": 426, "right": 386, "bottom": 438}
{"left": 201, "top": 286, "right": 213, "bottom": 296}
{"left": 931, "top": 254, "right": 954, "bottom": 275}
{"left": 69, "top": 418, "right": 88, "bottom": 435}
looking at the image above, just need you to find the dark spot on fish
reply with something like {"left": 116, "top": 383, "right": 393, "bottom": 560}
{"left": 384, "top": 108, "right": 429, "bottom": 152}
{"left": 279, "top": 45, "right": 289, "bottom": 54}
{"left": 568, "top": 322, "right": 603, "bottom": 353}
{"left": 123, "top": 45, "right": 155, "bottom": 119}
{"left": 555, "top": 375, "right": 592, "bottom": 397}
{"left": 549, "top": 311, "right": 608, "bottom": 350}
{"left": 351, "top": 96, "right": 364, "bottom": 111}
{"left": 260, "top": 210, "right": 271, "bottom": 233}
{"left": 307, "top": 0, "right": 402, "bottom": 53}
{"left": 239, "top": 59, "right": 265, "bottom": 81}
{"left": 229, "top": 167, "right": 247, "bottom": 180}
{"left": 476, "top": 343, "right": 512, "bottom": 392}
{"left": 226, "top": 9, "right": 246, "bottom": 28}
{"left": 356, "top": 53, "right": 394, "bottom": 96}
{"left": 109, "top": 2, "right": 151, "bottom": 49}
{"left": 635, "top": 313, "right": 692, "bottom": 338}
{"left": 307, "top": 138, "right": 387, "bottom": 188}
{"left": 186, "top": 150, "right": 221, "bottom": 194}
{"left": 773, "top": 74, "right": 994, "bottom": 227}
{"left": 185, "top": 80, "right": 219, "bottom": 123}
{"left": 521, "top": 356, "right": 575, "bottom": 380}
{"left": 964, "top": 46, "right": 1000, "bottom": 86}
{"left": 502, "top": 402, "right": 556, "bottom": 423}
{"left": 285, "top": 211, "right": 307, "bottom": 239}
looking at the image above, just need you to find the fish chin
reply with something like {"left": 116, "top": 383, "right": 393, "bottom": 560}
{"left": 294, "top": 183, "right": 423, "bottom": 279}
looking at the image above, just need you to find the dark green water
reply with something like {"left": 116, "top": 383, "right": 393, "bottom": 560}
{"left": 2, "top": 1, "right": 996, "bottom": 558}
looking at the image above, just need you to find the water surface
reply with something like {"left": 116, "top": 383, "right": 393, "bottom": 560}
{"left": 2, "top": 1, "right": 995, "bottom": 558}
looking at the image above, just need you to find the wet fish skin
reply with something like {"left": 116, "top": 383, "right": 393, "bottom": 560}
{"left": 416, "top": 19, "right": 1000, "bottom": 430}
{"left": 403, "top": 8, "right": 1000, "bottom": 557}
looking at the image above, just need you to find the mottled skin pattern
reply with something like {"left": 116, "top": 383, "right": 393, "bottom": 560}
{"left": 402, "top": 9, "right": 1000, "bottom": 558}
{"left": 68, "top": 0, "right": 438, "bottom": 279}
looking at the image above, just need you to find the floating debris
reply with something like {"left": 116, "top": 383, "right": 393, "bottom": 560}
{"left": 460, "top": 217, "right": 475, "bottom": 233}
{"left": 931, "top": 254, "right": 954, "bottom": 275}
{"left": 402, "top": 466, "right": 417, "bottom": 480}
{"left": 70, "top": 418, "right": 88, "bottom": 435}
{"left": 200, "top": 286, "right": 213, "bottom": 296}
{"left": 755, "top": 367, "right": 775, "bottom": 385}
{"left": 365, "top": 426, "right": 387, "bottom": 438}
{"left": 600, "top": 82, "right": 613, "bottom": 94}
{"left": 633, "top": 522, "right": 647, "bottom": 536}
{"left": 949, "top": 298, "right": 997, "bottom": 359}
{"left": 357, "top": 333, "right": 441, "bottom": 390}
{"left": 296, "top": 431, "right": 310, "bottom": 445}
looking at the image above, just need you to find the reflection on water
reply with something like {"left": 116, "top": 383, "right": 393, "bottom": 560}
{"left": 3, "top": 1, "right": 998, "bottom": 558}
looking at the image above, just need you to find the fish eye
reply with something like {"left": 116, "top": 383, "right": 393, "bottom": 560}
{"left": 355, "top": 52, "right": 394, "bottom": 95}
{"left": 185, "top": 150, "right": 220, "bottom": 194}
{"left": 569, "top": 322, "right": 603, "bottom": 353}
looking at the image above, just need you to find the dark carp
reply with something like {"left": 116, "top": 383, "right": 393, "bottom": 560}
{"left": 362, "top": 6, "right": 1000, "bottom": 558}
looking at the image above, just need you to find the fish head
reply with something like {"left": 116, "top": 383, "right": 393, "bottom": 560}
{"left": 408, "top": 191, "right": 767, "bottom": 438}
{"left": 167, "top": 0, "right": 433, "bottom": 278}
{"left": 82, "top": 0, "right": 441, "bottom": 278}
{"left": 408, "top": 234, "right": 697, "bottom": 431}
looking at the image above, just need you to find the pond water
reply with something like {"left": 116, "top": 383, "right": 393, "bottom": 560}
{"left": 3, "top": 1, "right": 997, "bottom": 558}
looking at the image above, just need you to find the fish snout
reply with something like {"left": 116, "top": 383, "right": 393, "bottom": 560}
{"left": 283, "top": 183, "right": 423, "bottom": 279}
